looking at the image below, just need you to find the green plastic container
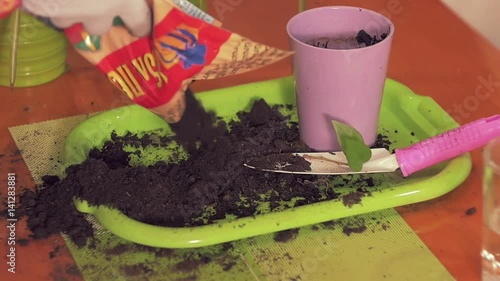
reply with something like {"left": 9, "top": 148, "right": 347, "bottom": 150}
{"left": 64, "top": 77, "right": 472, "bottom": 248}
{"left": 0, "top": 11, "right": 67, "bottom": 88}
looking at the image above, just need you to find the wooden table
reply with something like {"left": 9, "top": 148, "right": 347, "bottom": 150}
{"left": 1, "top": 0, "right": 498, "bottom": 280}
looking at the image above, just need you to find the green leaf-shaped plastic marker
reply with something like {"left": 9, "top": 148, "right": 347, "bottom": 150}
{"left": 331, "top": 120, "right": 372, "bottom": 172}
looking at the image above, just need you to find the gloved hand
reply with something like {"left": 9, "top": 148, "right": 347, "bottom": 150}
{"left": 21, "top": 0, "right": 152, "bottom": 37}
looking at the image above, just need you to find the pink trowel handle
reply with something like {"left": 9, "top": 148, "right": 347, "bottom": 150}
{"left": 395, "top": 115, "right": 500, "bottom": 177}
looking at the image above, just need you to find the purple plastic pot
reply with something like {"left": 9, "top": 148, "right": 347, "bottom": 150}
{"left": 286, "top": 6, "right": 395, "bottom": 151}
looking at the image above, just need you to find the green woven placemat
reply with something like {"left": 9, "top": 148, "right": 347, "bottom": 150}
{"left": 9, "top": 114, "right": 455, "bottom": 281}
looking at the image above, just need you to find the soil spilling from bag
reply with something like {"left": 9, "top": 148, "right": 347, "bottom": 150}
{"left": 16, "top": 90, "right": 391, "bottom": 247}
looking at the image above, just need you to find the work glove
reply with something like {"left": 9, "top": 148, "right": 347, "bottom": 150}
{"left": 20, "top": 0, "right": 152, "bottom": 37}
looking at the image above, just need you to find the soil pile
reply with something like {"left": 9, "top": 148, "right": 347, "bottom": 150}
{"left": 17, "top": 90, "right": 388, "bottom": 246}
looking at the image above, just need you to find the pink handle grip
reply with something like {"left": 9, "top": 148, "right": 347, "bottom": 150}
{"left": 395, "top": 115, "right": 500, "bottom": 177}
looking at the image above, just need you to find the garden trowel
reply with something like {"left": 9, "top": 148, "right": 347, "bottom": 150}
{"left": 244, "top": 115, "right": 500, "bottom": 177}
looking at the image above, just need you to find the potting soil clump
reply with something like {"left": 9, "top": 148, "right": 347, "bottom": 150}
{"left": 306, "top": 29, "right": 388, "bottom": 50}
{"left": 15, "top": 91, "right": 388, "bottom": 247}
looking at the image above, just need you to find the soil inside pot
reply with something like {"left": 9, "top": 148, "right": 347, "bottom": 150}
{"left": 16, "top": 90, "right": 391, "bottom": 247}
{"left": 306, "top": 29, "right": 388, "bottom": 50}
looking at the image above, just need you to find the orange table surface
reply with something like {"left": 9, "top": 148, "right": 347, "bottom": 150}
{"left": 1, "top": 0, "right": 499, "bottom": 280}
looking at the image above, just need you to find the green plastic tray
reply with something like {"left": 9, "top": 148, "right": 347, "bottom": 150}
{"left": 64, "top": 76, "right": 472, "bottom": 248}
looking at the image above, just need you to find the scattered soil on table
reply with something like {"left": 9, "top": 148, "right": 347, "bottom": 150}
{"left": 175, "top": 255, "right": 212, "bottom": 272}
{"left": 274, "top": 228, "right": 300, "bottom": 243}
{"left": 104, "top": 244, "right": 129, "bottom": 256}
{"left": 51, "top": 263, "right": 82, "bottom": 281}
{"left": 103, "top": 242, "right": 176, "bottom": 258}
{"left": 309, "top": 214, "right": 392, "bottom": 236}
{"left": 320, "top": 221, "right": 336, "bottom": 230}
{"left": 342, "top": 218, "right": 368, "bottom": 236}
{"left": 18, "top": 175, "right": 93, "bottom": 247}
{"left": 49, "top": 245, "right": 61, "bottom": 259}
{"left": 381, "top": 222, "right": 390, "bottom": 230}
{"left": 465, "top": 207, "right": 477, "bottom": 216}
{"left": 18, "top": 239, "right": 29, "bottom": 246}
{"left": 120, "top": 263, "right": 153, "bottom": 277}
{"left": 65, "top": 265, "right": 80, "bottom": 276}
{"left": 219, "top": 258, "right": 238, "bottom": 271}
{"left": 16, "top": 90, "right": 392, "bottom": 247}
{"left": 152, "top": 247, "right": 176, "bottom": 258}
{"left": 100, "top": 241, "right": 239, "bottom": 277}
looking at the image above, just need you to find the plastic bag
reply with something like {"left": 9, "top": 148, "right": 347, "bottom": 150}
{"left": 64, "top": 0, "right": 292, "bottom": 122}
{"left": 0, "top": 0, "right": 20, "bottom": 19}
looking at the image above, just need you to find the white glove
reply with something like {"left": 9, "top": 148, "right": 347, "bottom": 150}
{"left": 21, "top": 0, "right": 152, "bottom": 37}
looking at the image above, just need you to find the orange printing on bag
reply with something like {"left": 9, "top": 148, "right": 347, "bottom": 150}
{"left": 63, "top": 0, "right": 292, "bottom": 110}
{"left": 0, "top": 0, "right": 20, "bottom": 19}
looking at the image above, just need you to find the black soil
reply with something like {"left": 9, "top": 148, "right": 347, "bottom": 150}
{"left": 355, "top": 30, "right": 388, "bottom": 47}
{"left": 19, "top": 175, "right": 93, "bottom": 247}
{"left": 120, "top": 264, "right": 153, "bottom": 277}
{"left": 342, "top": 218, "right": 368, "bottom": 236}
{"left": 18, "top": 239, "right": 29, "bottom": 246}
{"left": 465, "top": 207, "right": 476, "bottom": 216}
{"left": 274, "top": 229, "right": 300, "bottom": 243}
{"left": 307, "top": 29, "right": 388, "bottom": 49}
{"left": 373, "top": 133, "right": 392, "bottom": 151}
{"left": 16, "top": 90, "right": 391, "bottom": 247}
{"left": 342, "top": 191, "right": 366, "bottom": 208}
